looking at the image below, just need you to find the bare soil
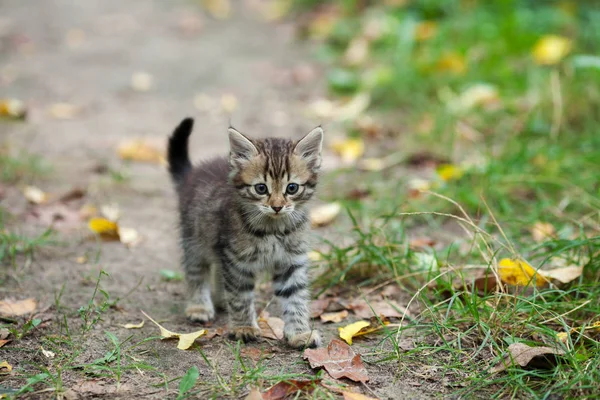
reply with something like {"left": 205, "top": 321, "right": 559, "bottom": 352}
{"left": 1, "top": 1, "right": 451, "bottom": 398}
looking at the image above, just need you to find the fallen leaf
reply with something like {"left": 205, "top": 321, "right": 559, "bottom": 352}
{"left": 48, "top": 102, "right": 80, "bottom": 119}
{"left": 436, "top": 53, "right": 466, "bottom": 74}
{"left": 0, "top": 98, "right": 27, "bottom": 119}
{"left": 261, "top": 0, "right": 293, "bottom": 22}
{"left": 540, "top": 265, "right": 583, "bottom": 285}
{"left": 0, "top": 298, "right": 36, "bottom": 317}
{"left": 320, "top": 310, "right": 349, "bottom": 323}
{"left": 311, "top": 298, "right": 331, "bottom": 318}
{"left": 118, "top": 227, "right": 141, "bottom": 248}
{"left": 491, "top": 342, "right": 565, "bottom": 373}
{"left": 41, "top": 347, "right": 55, "bottom": 359}
{"left": 331, "top": 138, "right": 365, "bottom": 163}
{"left": 220, "top": 93, "right": 238, "bottom": 113}
{"left": 88, "top": 217, "right": 120, "bottom": 240}
{"left": 263, "top": 380, "right": 318, "bottom": 400}
{"left": 245, "top": 388, "right": 263, "bottom": 400}
{"left": 141, "top": 310, "right": 206, "bottom": 350}
{"left": 451, "top": 267, "right": 499, "bottom": 295}
{"left": 350, "top": 300, "right": 409, "bottom": 319}
{"left": 0, "top": 340, "right": 10, "bottom": 348}
{"left": 122, "top": 321, "right": 144, "bottom": 329}
{"left": 344, "top": 37, "right": 369, "bottom": 66}
{"left": 131, "top": 72, "right": 153, "bottom": 92}
{"left": 303, "top": 339, "right": 369, "bottom": 382}
{"left": 27, "top": 203, "right": 83, "bottom": 231}
{"left": 0, "top": 328, "right": 9, "bottom": 340}
{"left": 409, "top": 237, "right": 436, "bottom": 249}
{"left": 202, "top": 0, "right": 231, "bottom": 19}
{"left": 307, "top": 251, "right": 323, "bottom": 262}
{"left": 343, "top": 392, "right": 379, "bottom": 400}
{"left": 117, "top": 139, "right": 164, "bottom": 164}
{"left": 498, "top": 258, "right": 548, "bottom": 287}
{"left": 530, "top": 222, "right": 556, "bottom": 242}
{"left": 436, "top": 164, "right": 464, "bottom": 181}
{"left": 205, "top": 327, "right": 226, "bottom": 340}
{"left": 259, "top": 314, "right": 285, "bottom": 340}
{"left": 532, "top": 35, "right": 572, "bottom": 65}
{"left": 100, "top": 204, "right": 120, "bottom": 221}
{"left": 240, "top": 347, "right": 265, "bottom": 362}
{"left": 338, "top": 321, "right": 370, "bottom": 345}
{"left": 449, "top": 84, "right": 500, "bottom": 112}
{"left": 0, "top": 361, "right": 12, "bottom": 374}
{"left": 22, "top": 186, "right": 48, "bottom": 204}
{"left": 414, "top": 20, "right": 437, "bottom": 41}
{"left": 310, "top": 202, "right": 342, "bottom": 228}
{"left": 79, "top": 204, "right": 98, "bottom": 219}
{"left": 56, "top": 187, "right": 86, "bottom": 203}
{"left": 334, "top": 93, "right": 371, "bottom": 121}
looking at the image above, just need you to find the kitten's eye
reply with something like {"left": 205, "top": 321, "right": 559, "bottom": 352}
{"left": 286, "top": 183, "right": 299, "bottom": 195}
{"left": 254, "top": 184, "right": 268, "bottom": 195}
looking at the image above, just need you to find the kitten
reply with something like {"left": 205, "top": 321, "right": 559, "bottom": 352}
{"left": 167, "top": 118, "right": 322, "bottom": 349}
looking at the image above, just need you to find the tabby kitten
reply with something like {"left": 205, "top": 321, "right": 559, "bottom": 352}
{"left": 167, "top": 118, "right": 322, "bottom": 349}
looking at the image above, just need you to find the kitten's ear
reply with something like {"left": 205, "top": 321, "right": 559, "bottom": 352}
{"left": 228, "top": 127, "right": 258, "bottom": 161}
{"left": 294, "top": 126, "right": 323, "bottom": 171}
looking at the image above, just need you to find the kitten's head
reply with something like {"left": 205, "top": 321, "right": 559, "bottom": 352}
{"left": 228, "top": 127, "right": 323, "bottom": 218}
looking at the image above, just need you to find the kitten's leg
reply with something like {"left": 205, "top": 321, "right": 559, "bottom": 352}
{"left": 183, "top": 248, "right": 215, "bottom": 322}
{"left": 274, "top": 258, "right": 321, "bottom": 349}
{"left": 221, "top": 258, "right": 260, "bottom": 342}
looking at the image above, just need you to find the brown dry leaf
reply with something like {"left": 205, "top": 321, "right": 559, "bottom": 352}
{"left": 531, "top": 222, "right": 556, "bottom": 242}
{"left": 259, "top": 314, "right": 285, "bottom": 340}
{"left": 343, "top": 392, "right": 379, "bottom": 400}
{"left": 409, "top": 237, "right": 436, "bottom": 249}
{"left": 311, "top": 298, "right": 331, "bottom": 319}
{"left": 202, "top": 0, "right": 231, "bottom": 19}
{"left": 240, "top": 347, "right": 265, "bottom": 362}
{"left": 303, "top": 339, "right": 369, "bottom": 382}
{"left": 263, "top": 380, "right": 319, "bottom": 400}
{"left": 205, "top": 327, "right": 226, "bottom": 340}
{"left": 0, "top": 328, "right": 9, "bottom": 340}
{"left": 141, "top": 310, "right": 206, "bottom": 350}
{"left": 117, "top": 139, "right": 165, "bottom": 164}
{"left": 22, "top": 185, "right": 48, "bottom": 204}
{"left": 350, "top": 300, "right": 409, "bottom": 319}
{"left": 27, "top": 203, "right": 84, "bottom": 232}
{"left": 41, "top": 347, "right": 56, "bottom": 359}
{"left": 491, "top": 342, "right": 565, "bottom": 373}
{"left": 0, "top": 340, "right": 10, "bottom": 348}
{"left": 452, "top": 268, "right": 499, "bottom": 295}
{"left": 310, "top": 202, "right": 342, "bottom": 228}
{"left": 0, "top": 298, "right": 36, "bottom": 317}
{"left": 0, "top": 361, "right": 12, "bottom": 374}
{"left": 48, "top": 102, "right": 81, "bottom": 119}
{"left": 121, "top": 321, "right": 144, "bottom": 329}
{"left": 540, "top": 265, "right": 583, "bottom": 285}
{"left": 320, "top": 310, "right": 349, "bottom": 324}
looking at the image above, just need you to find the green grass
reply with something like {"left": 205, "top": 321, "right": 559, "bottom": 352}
{"left": 295, "top": 0, "right": 600, "bottom": 398}
{"left": 0, "top": 151, "right": 48, "bottom": 183}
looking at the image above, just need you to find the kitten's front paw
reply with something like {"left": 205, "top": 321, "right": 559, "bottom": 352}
{"left": 229, "top": 326, "right": 261, "bottom": 343}
{"left": 185, "top": 303, "right": 215, "bottom": 323}
{"left": 286, "top": 330, "right": 321, "bottom": 349}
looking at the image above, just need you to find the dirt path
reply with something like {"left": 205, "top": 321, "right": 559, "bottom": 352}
{"left": 1, "top": 1, "right": 435, "bottom": 399}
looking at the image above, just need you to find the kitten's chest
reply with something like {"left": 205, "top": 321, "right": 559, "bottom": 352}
{"left": 232, "top": 232, "right": 309, "bottom": 271}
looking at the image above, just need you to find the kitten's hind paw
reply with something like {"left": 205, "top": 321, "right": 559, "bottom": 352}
{"left": 185, "top": 303, "right": 215, "bottom": 323}
{"left": 286, "top": 330, "right": 321, "bottom": 349}
{"left": 229, "top": 326, "right": 261, "bottom": 343}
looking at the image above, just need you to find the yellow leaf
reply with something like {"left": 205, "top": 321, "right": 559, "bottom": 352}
{"left": 498, "top": 258, "right": 549, "bottom": 287}
{"left": 0, "top": 98, "right": 27, "bottom": 119}
{"left": 22, "top": 186, "right": 48, "bottom": 204}
{"left": 0, "top": 361, "right": 12, "bottom": 374}
{"left": 338, "top": 320, "right": 370, "bottom": 345}
{"left": 122, "top": 321, "right": 145, "bottom": 329}
{"left": 261, "top": 0, "right": 292, "bottom": 21}
{"left": 141, "top": 310, "right": 206, "bottom": 350}
{"left": 310, "top": 202, "right": 342, "bottom": 228}
{"left": 414, "top": 21, "right": 437, "bottom": 41}
{"left": 202, "top": 0, "right": 231, "bottom": 20}
{"left": 359, "top": 157, "right": 386, "bottom": 172}
{"left": 331, "top": 138, "right": 365, "bottom": 163}
{"left": 436, "top": 53, "right": 466, "bottom": 74}
{"left": 436, "top": 164, "right": 464, "bottom": 181}
{"left": 556, "top": 332, "right": 569, "bottom": 344}
{"left": 307, "top": 251, "right": 323, "bottom": 262}
{"left": 117, "top": 140, "right": 165, "bottom": 164}
{"left": 88, "top": 217, "right": 120, "bottom": 240}
{"left": 532, "top": 35, "right": 572, "bottom": 65}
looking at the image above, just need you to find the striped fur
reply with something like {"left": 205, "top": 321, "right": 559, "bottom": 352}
{"left": 167, "top": 119, "right": 323, "bottom": 349}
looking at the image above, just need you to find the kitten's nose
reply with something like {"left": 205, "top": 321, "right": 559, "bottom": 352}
{"left": 271, "top": 206, "right": 283, "bottom": 213}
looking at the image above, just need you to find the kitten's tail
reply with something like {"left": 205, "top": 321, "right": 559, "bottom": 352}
{"left": 167, "top": 117, "right": 194, "bottom": 184}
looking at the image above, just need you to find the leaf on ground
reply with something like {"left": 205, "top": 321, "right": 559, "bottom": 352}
{"left": 532, "top": 35, "right": 572, "bottom": 65}
{"left": 48, "top": 102, "right": 81, "bottom": 119}
{"left": 160, "top": 269, "right": 184, "bottom": 281}
{"left": 0, "top": 340, "right": 10, "bottom": 348}
{"left": 118, "top": 226, "right": 142, "bottom": 248}
{"left": 343, "top": 392, "right": 379, "bottom": 400}
{"left": 263, "top": 379, "right": 319, "bottom": 400}
{"left": 100, "top": 204, "right": 120, "bottom": 221}
{"left": 0, "top": 98, "right": 27, "bottom": 119}
{"left": 320, "top": 310, "right": 349, "bottom": 323}
{"left": 201, "top": 0, "right": 231, "bottom": 20}
{"left": 330, "top": 138, "right": 365, "bottom": 163}
{"left": 0, "top": 328, "right": 10, "bottom": 340}
{"left": 409, "top": 237, "right": 436, "bottom": 249}
{"left": 258, "top": 314, "right": 285, "bottom": 340}
{"left": 0, "top": 298, "right": 37, "bottom": 317}
{"left": 26, "top": 202, "right": 84, "bottom": 232}
{"left": 0, "top": 361, "right": 12, "bottom": 374}
{"left": 448, "top": 84, "right": 500, "bottom": 112}
{"left": 452, "top": 267, "right": 499, "bottom": 295}
{"left": 436, "top": 164, "right": 464, "bottom": 181}
{"left": 311, "top": 298, "right": 331, "bottom": 318}
{"left": 205, "top": 327, "right": 226, "bottom": 340}
{"left": 117, "top": 139, "right": 165, "bottom": 164}
{"left": 498, "top": 258, "right": 549, "bottom": 287}
{"left": 245, "top": 388, "right": 263, "bottom": 400}
{"left": 303, "top": 339, "right": 369, "bottom": 382}
{"left": 344, "top": 37, "right": 369, "bottom": 66}
{"left": 22, "top": 186, "right": 48, "bottom": 204}
{"left": 41, "top": 347, "right": 55, "bottom": 359}
{"left": 540, "top": 265, "right": 583, "bottom": 285}
{"left": 530, "top": 222, "right": 556, "bottom": 242}
{"left": 130, "top": 72, "right": 153, "bottom": 92}
{"left": 310, "top": 202, "right": 342, "bottom": 228}
{"left": 121, "top": 321, "right": 144, "bottom": 329}
{"left": 436, "top": 53, "right": 466, "bottom": 74}
{"left": 141, "top": 310, "right": 206, "bottom": 350}
{"left": 338, "top": 321, "right": 370, "bottom": 345}
{"left": 491, "top": 342, "right": 565, "bottom": 373}
{"left": 349, "top": 299, "right": 409, "bottom": 319}
{"left": 414, "top": 20, "right": 437, "bottom": 41}
{"left": 178, "top": 366, "right": 199, "bottom": 398}
{"left": 220, "top": 93, "right": 238, "bottom": 113}
{"left": 88, "top": 217, "right": 120, "bottom": 240}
